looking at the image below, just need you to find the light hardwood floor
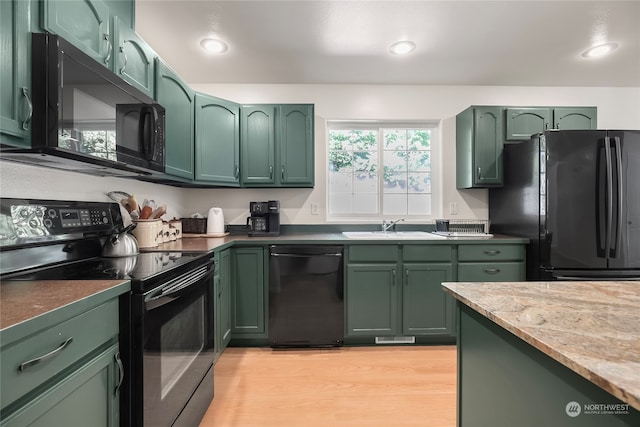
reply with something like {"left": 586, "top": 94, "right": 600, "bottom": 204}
{"left": 200, "top": 345, "right": 457, "bottom": 427}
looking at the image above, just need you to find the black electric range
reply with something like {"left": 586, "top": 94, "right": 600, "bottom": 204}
{"left": 0, "top": 198, "right": 216, "bottom": 427}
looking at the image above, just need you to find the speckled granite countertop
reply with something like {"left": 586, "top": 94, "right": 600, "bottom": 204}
{"left": 0, "top": 280, "right": 130, "bottom": 332}
{"left": 442, "top": 281, "right": 640, "bottom": 410}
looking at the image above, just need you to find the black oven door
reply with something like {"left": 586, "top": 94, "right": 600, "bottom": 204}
{"left": 136, "top": 261, "right": 215, "bottom": 427}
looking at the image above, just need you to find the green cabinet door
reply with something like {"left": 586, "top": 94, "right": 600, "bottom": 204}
{"left": 505, "top": 107, "right": 552, "bottom": 141}
{"left": 1, "top": 0, "right": 32, "bottom": 148}
{"left": 42, "top": 0, "right": 112, "bottom": 67}
{"left": 346, "top": 264, "right": 398, "bottom": 336}
{"left": 112, "top": 17, "right": 155, "bottom": 98}
{"left": 155, "top": 59, "right": 194, "bottom": 179}
{"left": 457, "top": 106, "right": 503, "bottom": 188}
{"left": 403, "top": 263, "right": 454, "bottom": 336}
{"left": 240, "top": 105, "right": 276, "bottom": 185}
{"left": 195, "top": 94, "right": 240, "bottom": 185}
{"left": 231, "top": 247, "right": 266, "bottom": 337}
{"left": 2, "top": 344, "right": 121, "bottom": 427}
{"left": 218, "top": 249, "right": 232, "bottom": 350}
{"left": 553, "top": 107, "right": 597, "bottom": 130}
{"left": 279, "top": 104, "right": 314, "bottom": 186}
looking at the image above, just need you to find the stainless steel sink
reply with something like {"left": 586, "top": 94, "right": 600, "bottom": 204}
{"left": 341, "top": 231, "right": 446, "bottom": 240}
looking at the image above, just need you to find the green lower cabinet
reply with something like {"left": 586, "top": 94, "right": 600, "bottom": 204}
{"left": 346, "top": 264, "right": 398, "bottom": 336}
{"left": 230, "top": 247, "right": 266, "bottom": 338}
{"left": 215, "top": 249, "right": 232, "bottom": 362}
{"left": 458, "top": 304, "right": 640, "bottom": 427}
{"left": 1, "top": 344, "right": 121, "bottom": 427}
{"left": 402, "top": 263, "right": 453, "bottom": 336}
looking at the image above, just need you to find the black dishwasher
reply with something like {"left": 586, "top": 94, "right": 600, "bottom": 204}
{"left": 269, "top": 245, "right": 344, "bottom": 348}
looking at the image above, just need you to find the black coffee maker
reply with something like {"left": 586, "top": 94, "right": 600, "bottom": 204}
{"left": 247, "top": 200, "right": 280, "bottom": 236}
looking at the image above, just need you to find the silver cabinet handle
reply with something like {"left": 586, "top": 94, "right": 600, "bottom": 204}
{"left": 119, "top": 45, "right": 128, "bottom": 74}
{"left": 104, "top": 33, "right": 112, "bottom": 65}
{"left": 477, "top": 167, "right": 482, "bottom": 180}
{"left": 405, "top": 269, "right": 409, "bottom": 286}
{"left": 269, "top": 165, "right": 273, "bottom": 179}
{"left": 483, "top": 268, "right": 501, "bottom": 274}
{"left": 19, "top": 337, "right": 73, "bottom": 371}
{"left": 114, "top": 352, "right": 124, "bottom": 395}
{"left": 234, "top": 164, "right": 239, "bottom": 179}
{"left": 22, "top": 87, "right": 32, "bottom": 130}
{"left": 392, "top": 269, "right": 396, "bottom": 286}
{"left": 281, "top": 166, "right": 285, "bottom": 180}
{"left": 483, "top": 250, "right": 501, "bottom": 256}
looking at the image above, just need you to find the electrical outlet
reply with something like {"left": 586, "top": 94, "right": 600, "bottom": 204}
{"left": 311, "top": 203, "right": 319, "bottom": 215}
{"left": 449, "top": 202, "right": 458, "bottom": 215}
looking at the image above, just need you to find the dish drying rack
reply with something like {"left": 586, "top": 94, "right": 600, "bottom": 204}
{"left": 445, "top": 219, "right": 490, "bottom": 234}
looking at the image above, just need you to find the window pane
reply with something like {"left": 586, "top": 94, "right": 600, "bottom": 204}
{"left": 328, "top": 130, "right": 353, "bottom": 151}
{"left": 408, "top": 194, "right": 431, "bottom": 215}
{"left": 329, "top": 171, "right": 352, "bottom": 193}
{"left": 408, "top": 151, "right": 430, "bottom": 172}
{"left": 383, "top": 172, "right": 407, "bottom": 193}
{"left": 407, "top": 129, "right": 431, "bottom": 150}
{"left": 329, "top": 193, "right": 353, "bottom": 214}
{"left": 383, "top": 193, "right": 407, "bottom": 215}
{"left": 353, "top": 172, "right": 377, "bottom": 193}
{"left": 383, "top": 151, "right": 407, "bottom": 173}
{"left": 408, "top": 172, "right": 431, "bottom": 193}
{"left": 353, "top": 193, "right": 378, "bottom": 214}
{"left": 353, "top": 151, "right": 377, "bottom": 172}
{"left": 351, "top": 130, "right": 377, "bottom": 150}
{"left": 329, "top": 151, "right": 353, "bottom": 172}
{"left": 383, "top": 129, "right": 406, "bottom": 150}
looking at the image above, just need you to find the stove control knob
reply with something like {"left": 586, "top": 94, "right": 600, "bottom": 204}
{"left": 44, "top": 218, "right": 53, "bottom": 228}
{"left": 29, "top": 219, "right": 39, "bottom": 229}
{"left": 48, "top": 209, "right": 57, "bottom": 218}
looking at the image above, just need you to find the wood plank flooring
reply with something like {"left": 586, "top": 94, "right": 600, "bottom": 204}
{"left": 199, "top": 345, "right": 457, "bottom": 427}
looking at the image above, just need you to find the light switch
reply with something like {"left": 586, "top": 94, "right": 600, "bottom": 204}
{"left": 449, "top": 202, "right": 458, "bottom": 215}
{"left": 311, "top": 203, "right": 319, "bottom": 215}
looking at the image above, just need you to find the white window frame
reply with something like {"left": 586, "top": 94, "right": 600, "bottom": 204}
{"left": 326, "top": 120, "right": 442, "bottom": 222}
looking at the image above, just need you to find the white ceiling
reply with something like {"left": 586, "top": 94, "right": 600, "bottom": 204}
{"left": 135, "top": 0, "right": 640, "bottom": 87}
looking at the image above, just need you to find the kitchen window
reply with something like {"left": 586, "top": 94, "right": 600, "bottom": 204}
{"left": 327, "top": 121, "right": 441, "bottom": 220}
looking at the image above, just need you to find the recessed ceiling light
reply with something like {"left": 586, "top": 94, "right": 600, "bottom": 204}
{"left": 389, "top": 41, "right": 416, "bottom": 55}
{"left": 200, "top": 38, "right": 228, "bottom": 54}
{"left": 581, "top": 42, "right": 618, "bottom": 58}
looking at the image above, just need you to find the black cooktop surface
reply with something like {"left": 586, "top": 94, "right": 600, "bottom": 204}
{"left": 4, "top": 252, "right": 208, "bottom": 284}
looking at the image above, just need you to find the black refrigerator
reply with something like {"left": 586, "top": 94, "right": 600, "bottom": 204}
{"left": 489, "top": 129, "right": 640, "bottom": 280}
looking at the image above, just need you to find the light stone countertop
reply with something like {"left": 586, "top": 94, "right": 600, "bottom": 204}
{"left": 442, "top": 281, "right": 640, "bottom": 410}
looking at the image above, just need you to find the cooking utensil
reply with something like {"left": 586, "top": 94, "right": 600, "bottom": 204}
{"left": 151, "top": 204, "right": 167, "bottom": 219}
{"left": 102, "top": 223, "right": 140, "bottom": 257}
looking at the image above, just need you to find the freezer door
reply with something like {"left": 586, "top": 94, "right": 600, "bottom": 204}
{"left": 607, "top": 130, "right": 640, "bottom": 269}
{"left": 544, "top": 130, "right": 608, "bottom": 270}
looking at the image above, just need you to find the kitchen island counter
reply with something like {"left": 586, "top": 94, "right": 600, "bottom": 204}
{"left": 442, "top": 280, "right": 640, "bottom": 426}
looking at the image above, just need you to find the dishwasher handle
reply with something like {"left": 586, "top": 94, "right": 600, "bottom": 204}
{"left": 270, "top": 252, "right": 343, "bottom": 258}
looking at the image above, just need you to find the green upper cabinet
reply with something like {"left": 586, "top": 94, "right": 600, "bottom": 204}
{"left": 155, "top": 59, "right": 195, "bottom": 179}
{"left": 112, "top": 17, "right": 155, "bottom": 98}
{"left": 552, "top": 107, "right": 597, "bottom": 130}
{"left": 42, "top": 0, "right": 112, "bottom": 67}
{"left": 456, "top": 106, "right": 503, "bottom": 188}
{"left": 505, "top": 106, "right": 597, "bottom": 141}
{"left": 240, "top": 105, "right": 277, "bottom": 185}
{"left": 279, "top": 104, "right": 314, "bottom": 186}
{"left": 195, "top": 94, "right": 241, "bottom": 185}
{"left": 241, "top": 104, "right": 314, "bottom": 187}
{"left": 1, "top": 0, "right": 32, "bottom": 148}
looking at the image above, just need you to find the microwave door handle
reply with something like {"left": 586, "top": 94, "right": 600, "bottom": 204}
{"left": 613, "top": 136, "right": 623, "bottom": 258}
{"left": 150, "top": 105, "right": 160, "bottom": 161}
{"left": 138, "top": 106, "right": 152, "bottom": 161}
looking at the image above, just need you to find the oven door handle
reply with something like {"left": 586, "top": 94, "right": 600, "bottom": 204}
{"left": 145, "top": 264, "right": 214, "bottom": 302}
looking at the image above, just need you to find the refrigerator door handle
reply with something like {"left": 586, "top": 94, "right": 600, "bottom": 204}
{"left": 604, "top": 137, "right": 614, "bottom": 260}
{"left": 613, "top": 136, "right": 623, "bottom": 258}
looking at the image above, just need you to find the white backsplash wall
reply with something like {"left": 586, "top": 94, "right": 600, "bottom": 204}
{"left": 2, "top": 85, "right": 638, "bottom": 225}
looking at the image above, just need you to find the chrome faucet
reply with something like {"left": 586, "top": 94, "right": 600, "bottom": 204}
{"left": 381, "top": 218, "right": 405, "bottom": 232}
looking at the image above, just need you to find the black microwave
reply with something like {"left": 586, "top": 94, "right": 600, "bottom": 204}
{"left": 1, "top": 33, "right": 165, "bottom": 176}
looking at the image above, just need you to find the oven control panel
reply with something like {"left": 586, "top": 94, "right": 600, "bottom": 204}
{"left": 1, "top": 199, "right": 122, "bottom": 246}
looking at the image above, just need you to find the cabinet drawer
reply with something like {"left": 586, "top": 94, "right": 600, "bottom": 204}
{"left": 402, "top": 245, "right": 453, "bottom": 262}
{"left": 1, "top": 299, "right": 119, "bottom": 410}
{"left": 348, "top": 245, "right": 398, "bottom": 262}
{"left": 458, "top": 262, "right": 525, "bottom": 282}
{"left": 458, "top": 245, "right": 524, "bottom": 261}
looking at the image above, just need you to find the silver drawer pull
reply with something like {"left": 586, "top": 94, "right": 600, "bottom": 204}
{"left": 19, "top": 337, "right": 73, "bottom": 371}
{"left": 483, "top": 250, "right": 500, "bottom": 256}
{"left": 483, "top": 268, "right": 501, "bottom": 274}
{"left": 114, "top": 352, "right": 124, "bottom": 395}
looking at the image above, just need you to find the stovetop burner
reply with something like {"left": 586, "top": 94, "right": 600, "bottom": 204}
{"left": 4, "top": 251, "right": 208, "bottom": 285}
